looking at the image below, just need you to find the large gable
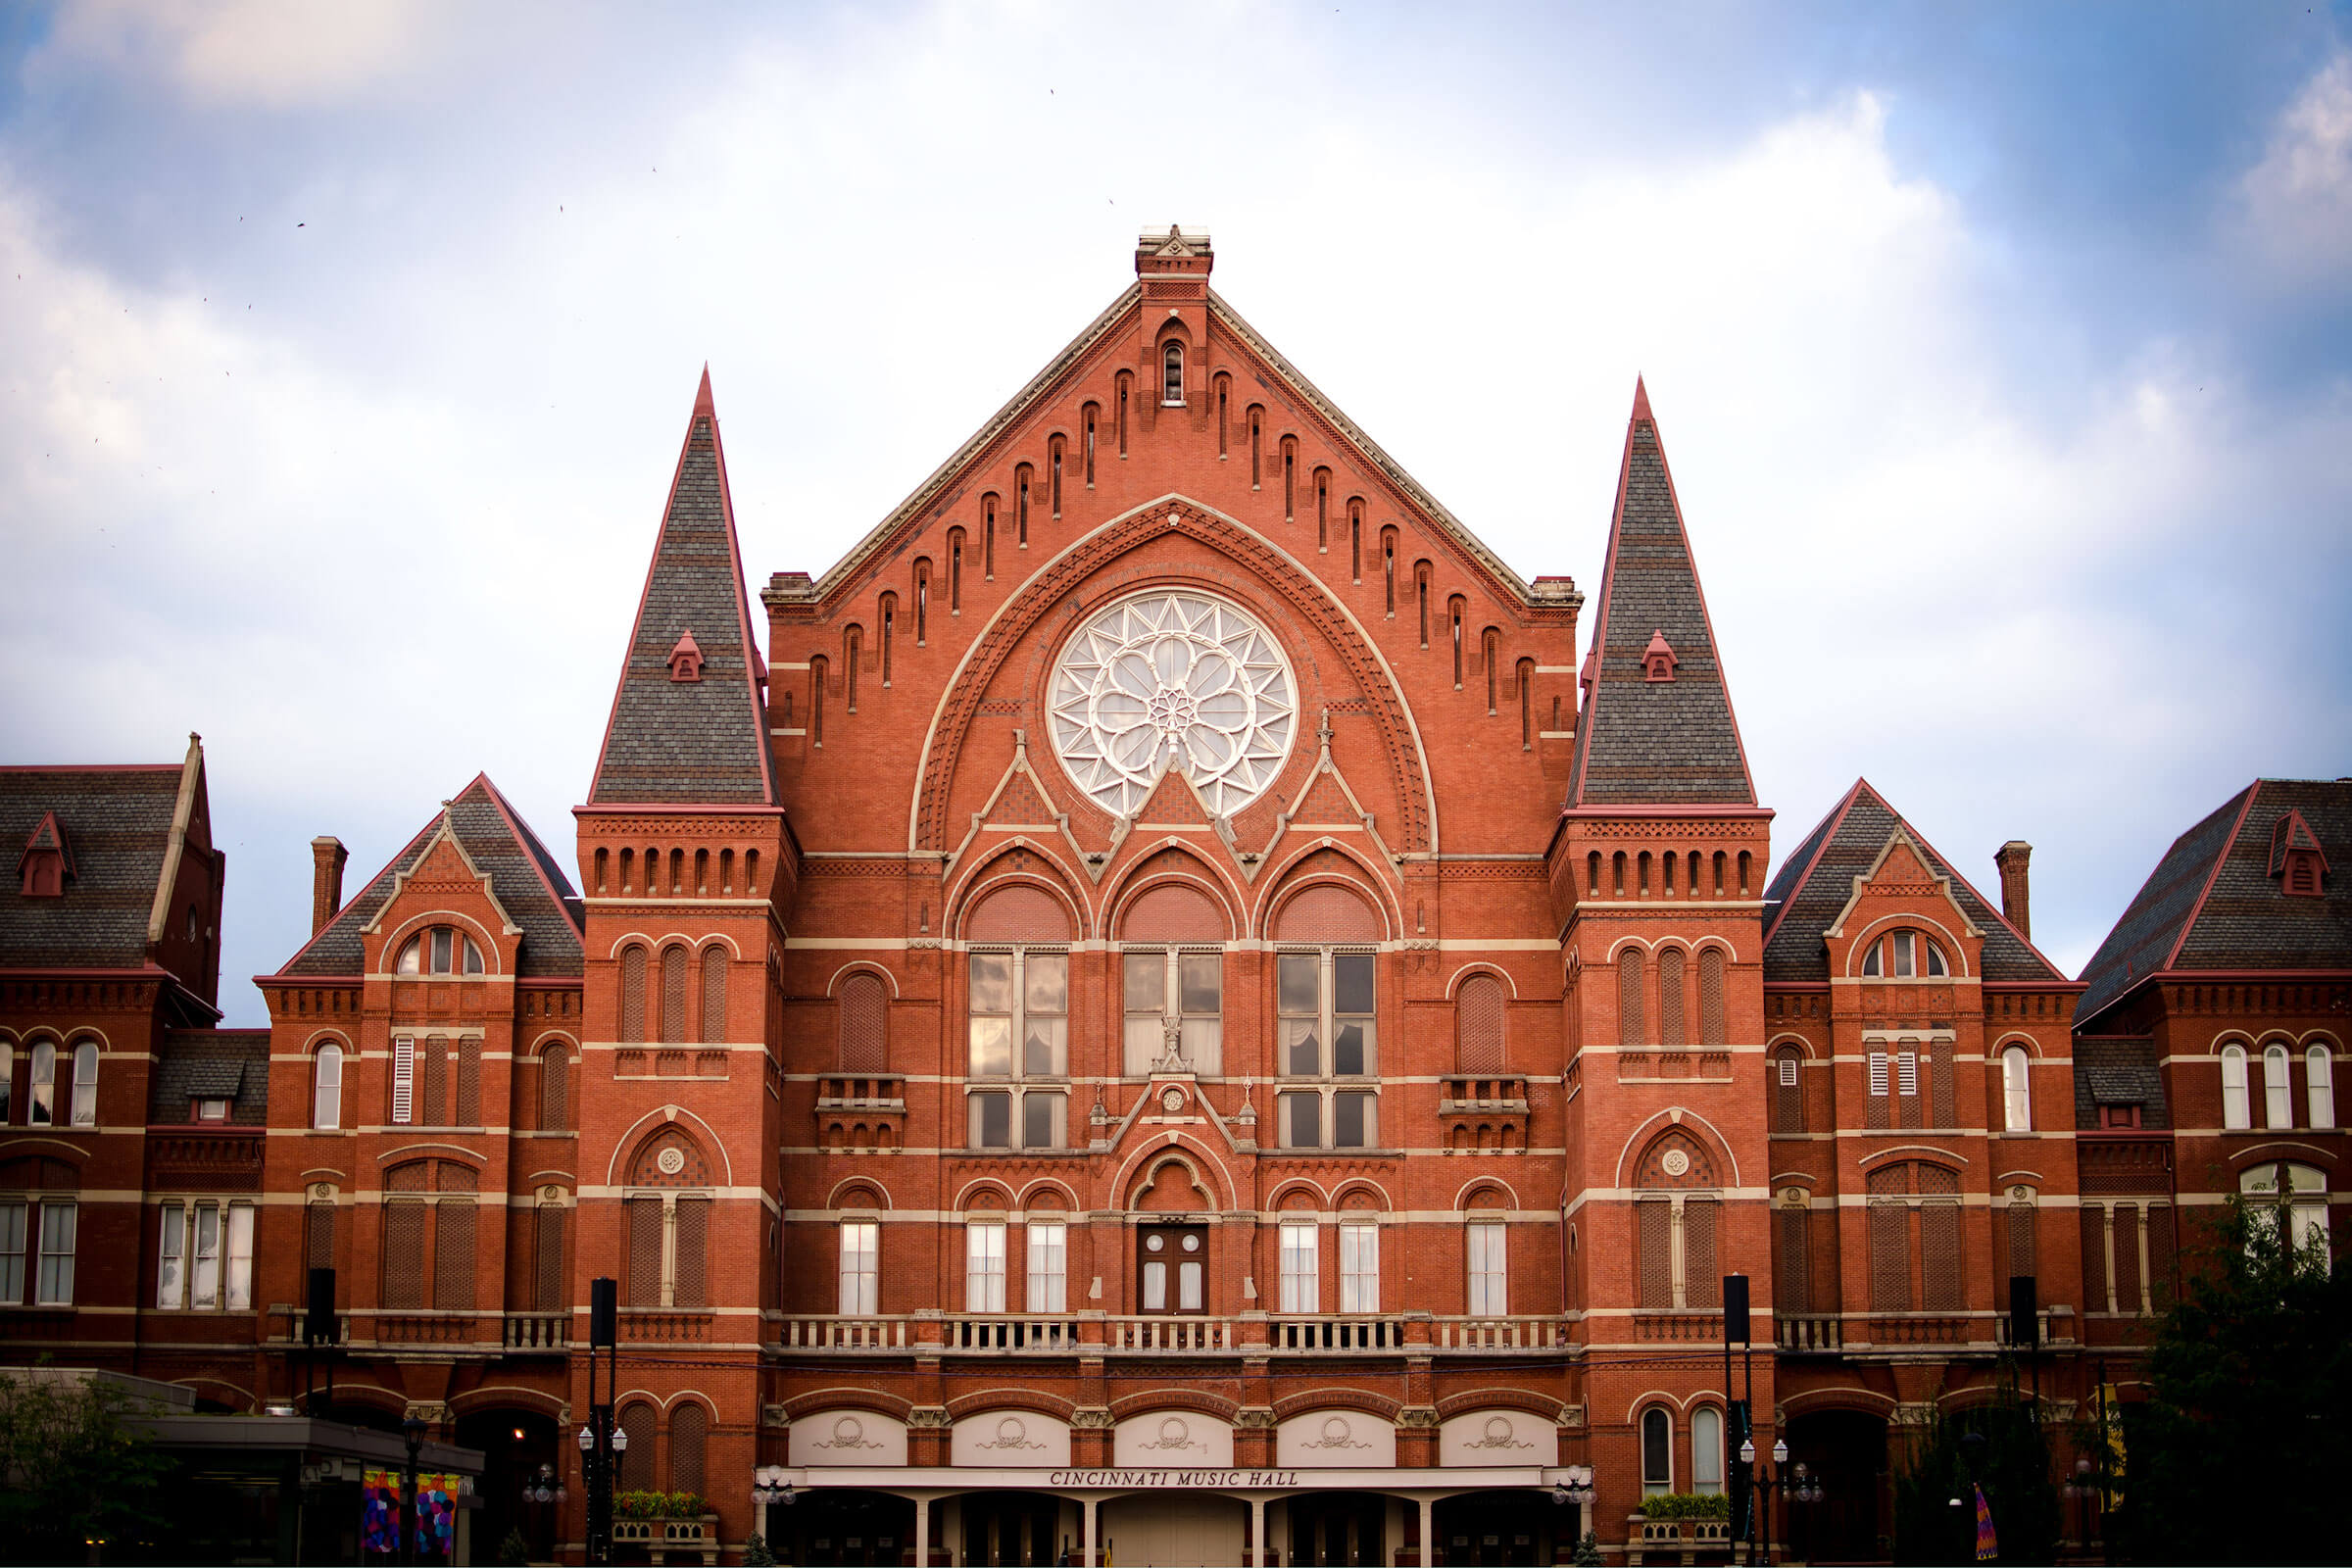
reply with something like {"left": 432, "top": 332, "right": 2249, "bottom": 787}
{"left": 0, "top": 746, "right": 201, "bottom": 971}
{"left": 1761, "top": 778, "right": 2063, "bottom": 984}
{"left": 280, "top": 775, "right": 582, "bottom": 979}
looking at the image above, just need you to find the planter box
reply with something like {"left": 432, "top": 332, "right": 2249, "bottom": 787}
{"left": 612, "top": 1512, "right": 719, "bottom": 1565}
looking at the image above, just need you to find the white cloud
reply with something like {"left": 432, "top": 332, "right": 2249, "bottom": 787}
{"left": 39, "top": 0, "right": 459, "bottom": 108}
{"left": 2236, "top": 50, "right": 2352, "bottom": 280}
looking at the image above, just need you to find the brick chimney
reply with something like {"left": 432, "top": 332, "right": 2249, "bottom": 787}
{"left": 311, "top": 836, "right": 349, "bottom": 935}
{"left": 1994, "top": 841, "right": 2033, "bottom": 937}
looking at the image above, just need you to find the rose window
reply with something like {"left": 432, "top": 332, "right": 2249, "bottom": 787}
{"left": 1049, "top": 591, "right": 1297, "bottom": 818}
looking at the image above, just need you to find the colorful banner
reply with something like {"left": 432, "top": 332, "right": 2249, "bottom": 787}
{"left": 363, "top": 1470, "right": 461, "bottom": 1558}
{"left": 1973, "top": 1483, "right": 1997, "bottom": 1563}
{"left": 2098, "top": 1383, "right": 2129, "bottom": 1511}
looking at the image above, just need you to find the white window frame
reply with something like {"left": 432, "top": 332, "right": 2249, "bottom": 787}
{"left": 157, "top": 1203, "right": 185, "bottom": 1309}
{"left": 1338, "top": 1220, "right": 1380, "bottom": 1314}
{"left": 966, "top": 949, "right": 1068, "bottom": 1152}
{"left": 1276, "top": 949, "right": 1379, "bottom": 1151}
{"left": 2002, "top": 1045, "right": 2033, "bottom": 1132}
{"left": 1897, "top": 1050, "right": 1919, "bottom": 1098}
{"left": 1467, "top": 1219, "right": 1507, "bottom": 1318}
{"left": 1278, "top": 1218, "right": 1319, "bottom": 1314}
{"left": 1120, "top": 948, "right": 1224, "bottom": 1076}
{"left": 1025, "top": 1219, "right": 1067, "bottom": 1314}
{"left": 314, "top": 1044, "right": 344, "bottom": 1131}
{"left": 69, "top": 1042, "right": 97, "bottom": 1126}
{"left": 2265, "top": 1043, "right": 2294, "bottom": 1129}
{"left": 28, "top": 1041, "right": 56, "bottom": 1126}
{"left": 35, "top": 1200, "right": 75, "bottom": 1305}
{"left": 2222, "top": 1044, "right": 2250, "bottom": 1129}
{"left": 1641, "top": 1406, "right": 1673, "bottom": 1496}
{"left": 1691, "top": 1405, "right": 1725, "bottom": 1496}
{"left": 1868, "top": 1052, "right": 1889, "bottom": 1097}
{"left": 837, "top": 1218, "right": 878, "bottom": 1316}
{"left": 391, "top": 1037, "right": 416, "bottom": 1125}
{"left": 0, "top": 1200, "right": 23, "bottom": 1303}
{"left": 192, "top": 1201, "right": 222, "bottom": 1308}
{"left": 965, "top": 1219, "right": 1007, "bottom": 1313}
{"left": 2310, "top": 1046, "right": 2335, "bottom": 1131}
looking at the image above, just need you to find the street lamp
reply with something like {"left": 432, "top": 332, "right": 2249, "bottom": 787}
{"left": 2064, "top": 1456, "right": 2102, "bottom": 1558}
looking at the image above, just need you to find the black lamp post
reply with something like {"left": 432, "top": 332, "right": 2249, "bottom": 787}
{"left": 2064, "top": 1457, "right": 2101, "bottom": 1561}
{"left": 1739, "top": 1437, "right": 1792, "bottom": 1564}
{"left": 401, "top": 1414, "right": 427, "bottom": 1568}
{"left": 579, "top": 1415, "right": 630, "bottom": 1564}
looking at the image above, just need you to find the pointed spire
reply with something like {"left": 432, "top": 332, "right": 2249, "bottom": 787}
{"left": 589, "top": 369, "right": 776, "bottom": 805}
{"left": 1565, "top": 379, "right": 1757, "bottom": 808}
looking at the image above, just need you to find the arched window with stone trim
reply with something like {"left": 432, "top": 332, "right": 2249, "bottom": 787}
{"left": 2221, "top": 1043, "right": 2250, "bottom": 1129}
{"left": 624, "top": 1128, "right": 714, "bottom": 1309}
{"left": 1698, "top": 947, "right": 1726, "bottom": 1047}
{"left": 837, "top": 972, "right": 888, "bottom": 1072}
{"left": 1119, "top": 869, "right": 1229, "bottom": 1077}
{"left": 669, "top": 1400, "right": 709, "bottom": 1495}
{"left": 1657, "top": 947, "right": 1687, "bottom": 1049}
{"left": 1634, "top": 1128, "right": 1720, "bottom": 1310}
{"left": 1772, "top": 1045, "right": 1805, "bottom": 1132}
{"left": 2310, "top": 1044, "right": 2336, "bottom": 1130}
{"left": 619, "top": 947, "right": 648, "bottom": 1044}
{"left": 1617, "top": 949, "right": 1646, "bottom": 1049}
{"left": 538, "top": 1043, "right": 568, "bottom": 1132}
{"left": 963, "top": 881, "right": 1074, "bottom": 1152}
{"left": 313, "top": 1042, "right": 345, "bottom": 1131}
{"left": 700, "top": 946, "right": 728, "bottom": 1044}
{"left": 1271, "top": 877, "right": 1383, "bottom": 1152}
{"left": 660, "top": 946, "right": 689, "bottom": 1044}
{"left": 617, "top": 1400, "right": 657, "bottom": 1492}
{"left": 1455, "top": 974, "right": 1505, "bottom": 1073}
{"left": 1774, "top": 1188, "right": 1810, "bottom": 1314}
{"left": 2265, "top": 1041, "right": 2294, "bottom": 1129}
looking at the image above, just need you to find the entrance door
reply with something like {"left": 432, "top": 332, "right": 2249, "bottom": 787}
{"left": 1137, "top": 1224, "right": 1206, "bottom": 1314}
{"left": 1287, "top": 1493, "right": 1387, "bottom": 1566}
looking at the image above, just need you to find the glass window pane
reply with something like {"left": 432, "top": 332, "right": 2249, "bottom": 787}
{"left": 970, "top": 1091, "right": 1010, "bottom": 1149}
{"left": 1333, "top": 954, "right": 1374, "bottom": 1015}
{"left": 1022, "top": 1092, "right": 1063, "bottom": 1150}
{"left": 1024, "top": 953, "right": 1067, "bottom": 1014}
{"left": 1333, "top": 1092, "right": 1373, "bottom": 1148}
{"left": 1280, "top": 1223, "right": 1318, "bottom": 1313}
{"left": 1283, "top": 1092, "right": 1320, "bottom": 1149}
{"left": 1283, "top": 1020, "right": 1320, "bottom": 1077}
{"left": 1642, "top": 1408, "right": 1671, "bottom": 1491}
{"left": 0, "top": 1202, "right": 23, "bottom": 1304}
{"left": 192, "top": 1204, "right": 220, "bottom": 1307}
{"left": 431, "top": 928, "right": 453, "bottom": 973}
{"left": 1693, "top": 1407, "right": 1724, "bottom": 1493}
{"left": 1334, "top": 1021, "right": 1367, "bottom": 1077}
{"left": 38, "top": 1202, "right": 76, "bottom": 1305}
{"left": 1178, "top": 1260, "right": 1202, "bottom": 1311}
{"left": 1023, "top": 1017, "right": 1066, "bottom": 1078}
{"left": 225, "top": 1205, "right": 255, "bottom": 1310}
{"left": 1123, "top": 953, "right": 1163, "bottom": 1014}
{"left": 1124, "top": 1015, "right": 1163, "bottom": 1076}
{"left": 969, "top": 954, "right": 1011, "bottom": 1013}
{"left": 1180, "top": 1017, "right": 1222, "bottom": 1076}
{"left": 1142, "top": 1260, "right": 1167, "bottom": 1310}
{"left": 1179, "top": 955, "right": 1221, "bottom": 1014}
{"left": 1027, "top": 1222, "right": 1066, "bottom": 1313}
{"left": 1891, "top": 932, "right": 1914, "bottom": 977}
{"left": 1278, "top": 956, "right": 1319, "bottom": 1015}
{"left": 968, "top": 1017, "right": 1011, "bottom": 1077}
{"left": 464, "top": 938, "right": 485, "bottom": 974}
{"left": 157, "top": 1205, "right": 184, "bottom": 1309}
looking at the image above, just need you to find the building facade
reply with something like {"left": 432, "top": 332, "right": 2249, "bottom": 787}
{"left": 4, "top": 230, "right": 2345, "bottom": 1567}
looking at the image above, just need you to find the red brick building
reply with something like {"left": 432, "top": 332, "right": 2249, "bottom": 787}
{"left": 5, "top": 229, "right": 2344, "bottom": 1567}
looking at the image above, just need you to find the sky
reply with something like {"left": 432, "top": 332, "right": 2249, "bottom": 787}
{"left": 2, "top": 0, "right": 2347, "bottom": 1027}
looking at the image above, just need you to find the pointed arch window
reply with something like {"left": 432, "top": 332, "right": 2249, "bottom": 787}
{"left": 619, "top": 946, "right": 649, "bottom": 1043}
{"left": 2265, "top": 1042, "right": 2294, "bottom": 1129}
{"left": 1617, "top": 949, "right": 1646, "bottom": 1049}
{"left": 313, "top": 1043, "right": 344, "bottom": 1130}
{"left": 1162, "top": 341, "right": 1185, "bottom": 405}
{"left": 2002, "top": 1045, "right": 2033, "bottom": 1132}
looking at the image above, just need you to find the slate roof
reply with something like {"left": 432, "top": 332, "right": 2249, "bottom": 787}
{"left": 589, "top": 371, "right": 776, "bottom": 807}
{"left": 150, "top": 1029, "right": 270, "bottom": 1126}
{"left": 1566, "top": 383, "right": 1755, "bottom": 808}
{"left": 2070, "top": 1035, "right": 2171, "bottom": 1130}
{"left": 1760, "top": 778, "right": 2067, "bottom": 985}
{"left": 278, "top": 775, "right": 582, "bottom": 979}
{"left": 0, "top": 764, "right": 186, "bottom": 970}
{"left": 2076, "top": 778, "right": 2352, "bottom": 1029}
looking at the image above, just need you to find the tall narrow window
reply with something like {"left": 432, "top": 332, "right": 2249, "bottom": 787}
{"left": 701, "top": 948, "right": 728, "bottom": 1044}
{"left": 2002, "top": 1046, "right": 2033, "bottom": 1132}
{"left": 1122, "top": 949, "right": 1223, "bottom": 1076}
{"left": 1282, "top": 438, "right": 1296, "bottom": 521}
{"left": 661, "top": 945, "right": 688, "bottom": 1043}
{"left": 1382, "top": 531, "right": 1396, "bottom": 615}
{"left": 1417, "top": 565, "right": 1431, "bottom": 647}
{"left": 314, "top": 1044, "right": 343, "bottom": 1130}
{"left": 2266, "top": 1043, "right": 2294, "bottom": 1129}
{"left": 983, "top": 495, "right": 997, "bottom": 578}
{"left": 1026, "top": 1219, "right": 1067, "bottom": 1313}
{"left": 2222, "top": 1044, "right": 2250, "bottom": 1129}
{"left": 1449, "top": 599, "right": 1464, "bottom": 686}
{"left": 1338, "top": 1220, "right": 1379, "bottom": 1313}
{"left": 1049, "top": 437, "right": 1063, "bottom": 517}
{"left": 879, "top": 598, "right": 895, "bottom": 687}
{"left": 0, "top": 1042, "right": 11, "bottom": 1124}
{"left": 225, "top": 1202, "right": 255, "bottom": 1309}
{"left": 1083, "top": 406, "right": 1098, "bottom": 485}
{"left": 28, "top": 1041, "right": 55, "bottom": 1125}
{"left": 914, "top": 561, "right": 929, "bottom": 643}
{"left": 1278, "top": 1218, "right": 1319, "bottom": 1313}
{"left": 1484, "top": 629, "right": 1498, "bottom": 712}
{"left": 1216, "top": 377, "right": 1229, "bottom": 457}
{"left": 69, "top": 1042, "right": 96, "bottom": 1125}
{"left": 810, "top": 658, "right": 826, "bottom": 746}
{"left": 1117, "top": 372, "right": 1131, "bottom": 456}
{"left": 1015, "top": 465, "right": 1031, "bottom": 548}
{"left": 967, "top": 951, "right": 1067, "bottom": 1150}
{"left": 534, "top": 1201, "right": 565, "bottom": 1310}
{"left": 157, "top": 1204, "right": 185, "bottom": 1308}
{"left": 620, "top": 947, "right": 648, "bottom": 1042}
{"left": 1692, "top": 1406, "right": 1725, "bottom": 1495}
{"left": 1617, "top": 950, "right": 1646, "bottom": 1049}
{"left": 1315, "top": 468, "right": 1329, "bottom": 551}
{"left": 2310, "top": 1046, "right": 2336, "bottom": 1130}
{"left": 1657, "top": 947, "right": 1687, "bottom": 1048}
{"left": 1276, "top": 951, "right": 1378, "bottom": 1150}
{"left": 1162, "top": 341, "right": 1184, "bottom": 405}
{"left": 1642, "top": 1408, "right": 1672, "bottom": 1496}
{"left": 839, "top": 1219, "right": 879, "bottom": 1315}
{"left": 845, "top": 627, "right": 861, "bottom": 714}
{"left": 539, "top": 1044, "right": 568, "bottom": 1131}
{"left": 965, "top": 1220, "right": 1007, "bottom": 1312}
{"left": 1249, "top": 407, "right": 1262, "bottom": 488}
{"left": 0, "top": 1201, "right": 22, "bottom": 1303}
{"left": 950, "top": 529, "right": 964, "bottom": 610}
{"left": 390, "top": 1037, "right": 416, "bottom": 1125}
{"left": 1467, "top": 1221, "right": 1507, "bottom": 1317}
{"left": 1348, "top": 500, "right": 1363, "bottom": 581}
{"left": 36, "top": 1201, "right": 75, "bottom": 1305}
{"left": 670, "top": 1402, "right": 709, "bottom": 1497}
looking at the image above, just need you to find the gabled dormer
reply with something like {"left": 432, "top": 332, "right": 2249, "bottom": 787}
{"left": 1823, "top": 829, "right": 1979, "bottom": 982}
{"left": 2271, "top": 808, "right": 2328, "bottom": 898}
{"left": 18, "top": 810, "right": 73, "bottom": 897}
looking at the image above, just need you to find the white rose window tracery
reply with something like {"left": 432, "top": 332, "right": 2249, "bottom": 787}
{"left": 1050, "top": 591, "right": 1297, "bottom": 818}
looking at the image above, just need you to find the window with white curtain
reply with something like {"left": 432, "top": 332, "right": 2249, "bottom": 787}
{"left": 1276, "top": 952, "right": 1378, "bottom": 1150}
{"left": 1278, "top": 1219, "right": 1319, "bottom": 1313}
{"left": 965, "top": 1220, "right": 1007, "bottom": 1312}
{"left": 70, "top": 1042, "right": 97, "bottom": 1126}
{"left": 1338, "top": 1220, "right": 1380, "bottom": 1314}
{"left": 157, "top": 1205, "right": 185, "bottom": 1309}
{"left": 2308, "top": 1046, "right": 2336, "bottom": 1131}
{"left": 2221, "top": 1045, "right": 2250, "bottom": 1129}
{"left": 967, "top": 951, "right": 1068, "bottom": 1150}
{"left": 28, "top": 1042, "right": 56, "bottom": 1125}
{"left": 35, "top": 1201, "right": 75, "bottom": 1305}
{"left": 1691, "top": 1406, "right": 1725, "bottom": 1495}
{"left": 1121, "top": 950, "right": 1223, "bottom": 1076}
{"left": 2002, "top": 1046, "right": 2033, "bottom": 1132}
{"left": 2266, "top": 1043, "right": 2294, "bottom": 1129}
{"left": 1467, "top": 1221, "right": 1507, "bottom": 1317}
{"left": 1025, "top": 1220, "right": 1066, "bottom": 1313}
{"left": 837, "top": 1219, "right": 878, "bottom": 1315}
{"left": 313, "top": 1044, "right": 343, "bottom": 1130}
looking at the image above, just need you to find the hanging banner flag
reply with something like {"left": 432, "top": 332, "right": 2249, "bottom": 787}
{"left": 1974, "top": 1483, "right": 1998, "bottom": 1562}
{"left": 2098, "top": 1384, "right": 2129, "bottom": 1512}
{"left": 362, "top": 1470, "right": 463, "bottom": 1559}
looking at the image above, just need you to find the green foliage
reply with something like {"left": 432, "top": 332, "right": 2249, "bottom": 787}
{"left": 1638, "top": 1492, "right": 1731, "bottom": 1520}
{"left": 2120, "top": 1193, "right": 2352, "bottom": 1565}
{"left": 614, "top": 1488, "right": 710, "bottom": 1519}
{"left": 1890, "top": 1380, "right": 2059, "bottom": 1565}
{"left": 744, "top": 1531, "right": 779, "bottom": 1566}
{"left": 0, "top": 1365, "right": 174, "bottom": 1565}
{"left": 495, "top": 1525, "right": 531, "bottom": 1566}
{"left": 1571, "top": 1530, "right": 1604, "bottom": 1565}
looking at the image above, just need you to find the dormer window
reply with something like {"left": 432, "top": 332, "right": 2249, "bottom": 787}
{"left": 667, "top": 630, "right": 705, "bottom": 683}
{"left": 1862, "top": 930, "right": 1948, "bottom": 977}
{"left": 1642, "top": 629, "right": 1678, "bottom": 682}
{"left": 1162, "top": 341, "right": 1185, "bottom": 406}
{"left": 18, "top": 811, "right": 73, "bottom": 898}
{"left": 195, "top": 1098, "right": 228, "bottom": 1122}
{"left": 2270, "top": 808, "right": 2328, "bottom": 898}
{"left": 395, "top": 926, "right": 486, "bottom": 975}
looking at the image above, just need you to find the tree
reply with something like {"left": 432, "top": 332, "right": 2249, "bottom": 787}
{"left": 1890, "top": 1378, "right": 2060, "bottom": 1565}
{"left": 0, "top": 1366, "right": 173, "bottom": 1564}
{"left": 2119, "top": 1193, "right": 2352, "bottom": 1565}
